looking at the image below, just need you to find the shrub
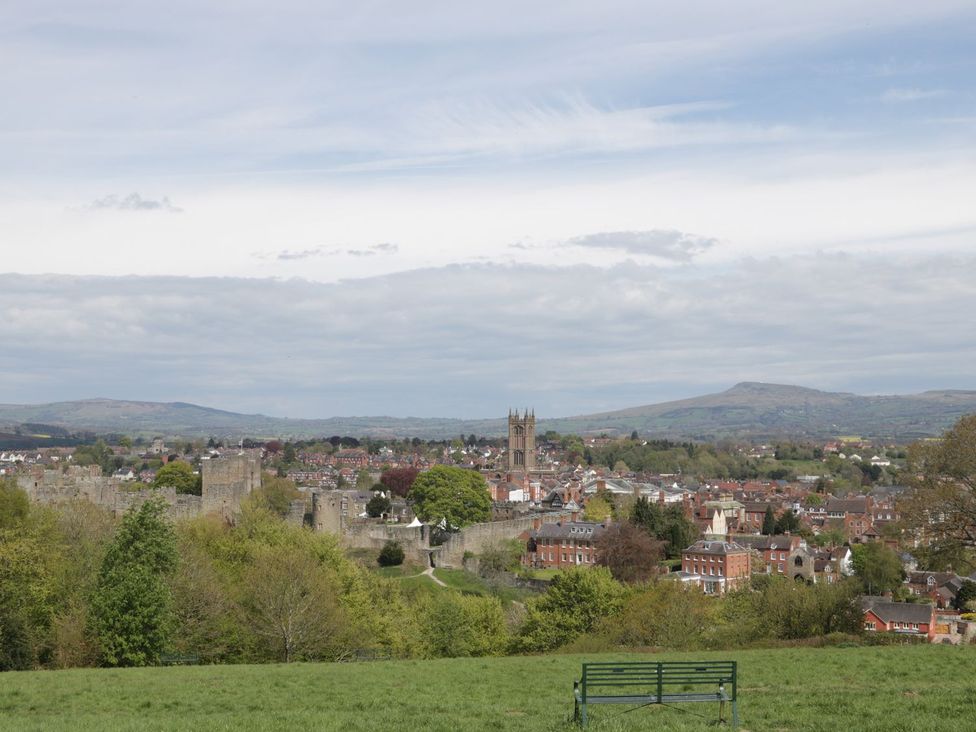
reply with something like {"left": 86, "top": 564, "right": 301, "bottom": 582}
{"left": 377, "top": 541, "right": 405, "bottom": 567}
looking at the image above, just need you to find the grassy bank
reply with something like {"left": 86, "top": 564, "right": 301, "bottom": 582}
{"left": 0, "top": 645, "right": 971, "bottom": 731}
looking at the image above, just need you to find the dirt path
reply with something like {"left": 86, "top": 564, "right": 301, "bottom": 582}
{"left": 422, "top": 567, "right": 449, "bottom": 587}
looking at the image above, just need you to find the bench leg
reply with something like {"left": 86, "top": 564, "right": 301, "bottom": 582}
{"left": 581, "top": 702, "right": 587, "bottom": 728}
{"left": 733, "top": 700, "right": 739, "bottom": 729}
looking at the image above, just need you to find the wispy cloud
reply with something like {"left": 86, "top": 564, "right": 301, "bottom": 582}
{"left": 271, "top": 243, "right": 399, "bottom": 261}
{"left": 566, "top": 229, "right": 717, "bottom": 261}
{"left": 86, "top": 193, "right": 182, "bottom": 213}
{"left": 880, "top": 87, "right": 948, "bottom": 103}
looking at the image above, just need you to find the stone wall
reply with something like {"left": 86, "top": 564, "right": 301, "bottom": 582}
{"left": 334, "top": 510, "right": 571, "bottom": 568}
{"left": 17, "top": 453, "right": 258, "bottom": 522}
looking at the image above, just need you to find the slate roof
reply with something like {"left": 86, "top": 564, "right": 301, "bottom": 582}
{"left": 862, "top": 597, "right": 935, "bottom": 625}
{"left": 683, "top": 540, "right": 749, "bottom": 556}
{"left": 734, "top": 535, "right": 796, "bottom": 551}
{"left": 531, "top": 521, "right": 606, "bottom": 541}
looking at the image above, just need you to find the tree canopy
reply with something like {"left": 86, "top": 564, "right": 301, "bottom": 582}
{"left": 407, "top": 466, "right": 491, "bottom": 529}
{"left": 153, "top": 461, "right": 201, "bottom": 496}
{"left": 904, "top": 415, "right": 976, "bottom": 550}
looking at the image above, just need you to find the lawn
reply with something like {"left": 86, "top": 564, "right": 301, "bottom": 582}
{"left": 0, "top": 645, "right": 972, "bottom": 731}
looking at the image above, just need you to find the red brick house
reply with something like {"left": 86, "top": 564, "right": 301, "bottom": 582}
{"left": 523, "top": 520, "right": 607, "bottom": 569}
{"left": 862, "top": 597, "right": 936, "bottom": 640}
{"left": 679, "top": 540, "right": 752, "bottom": 595}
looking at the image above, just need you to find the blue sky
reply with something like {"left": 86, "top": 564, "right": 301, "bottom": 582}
{"left": 1, "top": 2, "right": 975, "bottom": 418}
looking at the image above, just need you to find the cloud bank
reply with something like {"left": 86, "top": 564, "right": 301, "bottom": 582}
{"left": 0, "top": 252, "right": 973, "bottom": 419}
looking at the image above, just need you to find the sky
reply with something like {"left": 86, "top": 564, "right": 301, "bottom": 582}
{"left": 1, "top": 1, "right": 975, "bottom": 418}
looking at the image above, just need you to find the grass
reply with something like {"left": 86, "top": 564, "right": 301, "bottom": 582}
{"left": 0, "top": 645, "right": 972, "bottom": 731}
{"left": 433, "top": 568, "right": 534, "bottom": 604}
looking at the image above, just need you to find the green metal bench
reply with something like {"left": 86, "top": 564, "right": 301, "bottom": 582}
{"left": 573, "top": 660, "right": 738, "bottom": 727}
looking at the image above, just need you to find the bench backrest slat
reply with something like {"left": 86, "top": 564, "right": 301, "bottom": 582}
{"left": 581, "top": 661, "right": 736, "bottom": 702}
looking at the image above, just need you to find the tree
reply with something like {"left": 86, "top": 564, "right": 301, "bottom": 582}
{"left": 250, "top": 474, "right": 302, "bottom": 517}
{"left": 418, "top": 592, "right": 507, "bottom": 658}
{"left": 0, "top": 478, "right": 30, "bottom": 529}
{"left": 380, "top": 467, "right": 420, "bottom": 498}
{"left": 366, "top": 494, "right": 391, "bottom": 519}
{"left": 583, "top": 493, "right": 613, "bottom": 522}
{"left": 355, "top": 469, "right": 373, "bottom": 491}
{"left": 595, "top": 581, "right": 715, "bottom": 650}
{"left": 903, "top": 416, "right": 976, "bottom": 549}
{"left": 761, "top": 505, "right": 776, "bottom": 535}
{"left": 153, "top": 461, "right": 201, "bottom": 496}
{"left": 850, "top": 542, "right": 904, "bottom": 595}
{"left": 479, "top": 539, "right": 523, "bottom": 574}
{"left": 407, "top": 466, "right": 491, "bottom": 530}
{"left": 513, "top": 567, "right": 624, "bottom": 652}
{"left": 377, "top": 541, "right": 404, "bottom": 567}
{"left": 631, "top": 497, "right": 664, "bottom": 537}
{"left": 595, "top": 522, "right": 663, "bottom": 584}
{"left": 661, "top": 504, "right": 699, "bottom": 559}
{"left": 775, "top": 509, "right": 801, "bottom": 534}
{"left": 952, "top": 580, "right": 976, "bottom": 612}
{"left": 240, "top": 546, "right": 349, "bottom": 662}
{"left": 90, "top": 498, "right": 178, "bottom": 666}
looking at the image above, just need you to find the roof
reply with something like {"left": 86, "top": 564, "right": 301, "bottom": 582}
{"left": 734, "top": 535, "right": 796, "bottom": 551}
{"left": 532, "top": 521, "right": 607, "bottom": 541}
{"left": 862, "top": 597, "right": 935, "bottom": 625}
{"left": 683, "top": 540, "right": 749, "bottom": 556}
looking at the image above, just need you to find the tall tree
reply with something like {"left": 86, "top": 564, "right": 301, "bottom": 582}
{"left": 762, "top": 505, "right": 776, "bottom": 535}
{"left": 153, "top": 461, "right": 201, "bottom": 496}
{"left": 407, "top": 466, "right": 491, "bottom": 529}
{"left": 89, "top": 498, "right": 177, "bottom": 667}
{"left": 380, "top": 467, "right": 420, "bottom": 498}
{"left": 904, "top": 415, "right": 976, "bottom": 549}
{"left": 595, "top": 522, "right": 664, "bottom": 584}
{"left": 850, "top": 542, "right": 904, "bottom": 595}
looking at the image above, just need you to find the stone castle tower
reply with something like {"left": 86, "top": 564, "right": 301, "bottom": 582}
{"left": 507, "top": 409, "right": 536, "bottom": 472}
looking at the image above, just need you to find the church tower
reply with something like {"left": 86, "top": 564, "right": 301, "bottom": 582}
{"left": 507, "top": 409, "right": 536, "bottom": 472}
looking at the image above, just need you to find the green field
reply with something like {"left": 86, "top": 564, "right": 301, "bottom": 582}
{"left": 0, "top": 645, "right": 972, "bottom": 731}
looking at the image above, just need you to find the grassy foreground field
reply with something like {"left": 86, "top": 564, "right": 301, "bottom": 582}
{"left": 1, "top": 645, "right": 972, "bottom": 731}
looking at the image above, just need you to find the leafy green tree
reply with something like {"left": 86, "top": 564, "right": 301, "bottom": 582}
{"left": 250, "top": 474, "right": 302, "bottom": 517}
{"left": 631, "top": 497, "right": 664, "bottom": 538}
{"left": 513, "top": 567, "right": 624, "bottom": 652}
{"left": 775, "top": 509, "right": 801, "bottom": 534}
{"left": 418, "top": 592, "right": 507, "bottom": 658}
{"left": 407, "top": 466, "right": 491, "bottom": 530}
{"left": 0, "top": 478, "right": 30, "bottom": 529}
{"left": 479, "top": 539, "right": 524, "bottom": 574}
{"left": 583, "top": 493, "right": 612, "bottom": 522}
{"left": 240, "top": 545, "right": 350, "bottom": 663}
{"left": 904, "top": 415, "right": 976, "bottom": 549}
{"left": 661, "top": 504, "right": 699, "bottom": 559}
{"left": 366, "top": 494, "right": 391, "bottom": 518}
{"left": 355, "top": 469, "right": 373, "bottom": 491}
{"left": 594, "top": 581, "right": 715, "bottom": 650}
{"left": 153, "top": 461, "right": 201, "bottom": 496}
{"left": 282, "top": 442, "right": 297, "bottom": 464}
{"left": 850, "top": 542, "right": 904, "bottom": 595}
{"left": 952, "top": 580, "right": 976, "bottom": 611}
{"left": 377, "top": 541, "right": 404, "bottom": 567}
{"left": 762, "top": 505, "right": 776, "bottom": 535}
{"left": 89, "top": 498, "right": 177, "bottom": 666}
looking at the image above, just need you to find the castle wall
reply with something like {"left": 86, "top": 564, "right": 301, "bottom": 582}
{"left": 17, "top": 453, "right": 258, "bottom": 522}
{"left": 201, "top": 454, "right": 261, "bottom": 520}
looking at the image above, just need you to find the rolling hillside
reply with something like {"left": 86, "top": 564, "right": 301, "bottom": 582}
{"left": 1, "top": 382, "right": 975, "bottom": 441}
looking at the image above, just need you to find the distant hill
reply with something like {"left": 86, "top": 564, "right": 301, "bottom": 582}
{"left": 1, "top": 382, "right": 974, "bottom": 441}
